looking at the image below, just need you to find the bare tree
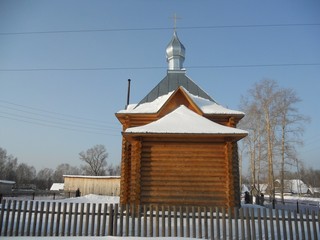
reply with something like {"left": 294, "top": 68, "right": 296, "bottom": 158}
{"left": 15, "top": 163, "right": 36, "bottom": 187}
{"left": 276, "top": 88, "right": 309, "bottom": 202}
{"left": 79, "top": 145, "right": 108, "bottom": 176}
{"left": 36, "top": 168, "right": 54, "bottom": 190}
{"left": 53, "top": 163, "right": 81, "bottom": 182}
{"left": 240, "top": 79, "right": 308, "bottom": 202}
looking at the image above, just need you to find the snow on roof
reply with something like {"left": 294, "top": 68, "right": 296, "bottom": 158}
{"left": 118, "top": 91, "right": 174, "bottom": 113}
{"left": 125, "top": 105, "right": 248, "bottom": 135}
{"left": 0, "top": 180, "right": 15, "bottom": 185}
{"left": 50, "top": 183, "right": 64, "bottom": 191}
{"left": 118, "top": 88, "right": 244, "bottom": 116}
{"left": 63, "top": 175, "right": 120, "bottom": 179}
{"left": 186, "top": 91, "right": 244, "bottom": 115}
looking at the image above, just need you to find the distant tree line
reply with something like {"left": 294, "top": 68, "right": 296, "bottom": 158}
{"left": 239, "top": 79, "right": 310, "bottom": 202}
{"left": 0, "top": 145, "right": 120, "bottom": 190}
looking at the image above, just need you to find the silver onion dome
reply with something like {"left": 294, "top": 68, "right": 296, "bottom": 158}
{"left": 166, "top": 31, "right": 185, "bottom": 70}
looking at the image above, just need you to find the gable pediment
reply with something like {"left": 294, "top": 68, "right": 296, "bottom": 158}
{"left": 157, "top": 86, "right": 202, "bottom": 117}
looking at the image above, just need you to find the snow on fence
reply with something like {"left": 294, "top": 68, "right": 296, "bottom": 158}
{"left": 0, "top": 199, "right": 319, "bottom": 239}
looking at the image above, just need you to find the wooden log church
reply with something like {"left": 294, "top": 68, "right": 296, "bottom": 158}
{"left": 116, "top": 31, "right": 247, "bottom": 209}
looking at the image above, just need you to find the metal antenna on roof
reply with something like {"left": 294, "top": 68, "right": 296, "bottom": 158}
{"left": 126, "top": 79, "right": 131, "bottom": 109}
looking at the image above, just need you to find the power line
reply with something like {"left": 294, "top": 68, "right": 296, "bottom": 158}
{"left": 0, "top": 99, "right": 118, "bottom": 127}
{"left": 0, "top": 23, "right": 319, "bottom": 35}
{"left": 0, "top": 63, "right": 319, "bottom": 72}
{"left": 0, "top": 114, "right": 120, "bottom": 137}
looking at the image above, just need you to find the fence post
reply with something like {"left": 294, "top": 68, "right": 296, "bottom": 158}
{"left": 296, "top": 201, "right": 299, "bottom": 213}
{"left": 108, "top": 204, "right": 114, "bottom": 236}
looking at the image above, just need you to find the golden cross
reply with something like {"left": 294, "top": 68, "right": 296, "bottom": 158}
{"left": 171, "top": 13, "right": 181, "bottom": 31}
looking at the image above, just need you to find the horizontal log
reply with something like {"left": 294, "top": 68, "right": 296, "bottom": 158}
{"left": 140, "top": 161, "right": 227, "bottom": 169}
{"left": 141, "top": 179, "right": 227, "bottom": 186}
{"left": 141, "top": 185, "right": 227, "bottom": 193}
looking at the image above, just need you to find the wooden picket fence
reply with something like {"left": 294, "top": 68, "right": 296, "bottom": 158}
{"left": 0, "top": 199, "right": 319, "bottom": 239}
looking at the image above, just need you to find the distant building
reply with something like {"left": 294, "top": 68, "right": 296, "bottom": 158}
{"left": 63, "top": 175, "right": 120, "bottom": 196}
{"left": 274, "top": 179, "right": 311, "bottom": 195}
{"left": 116, "top": 31, "right": 247, "bottom": 208}
{"left": 50, "top": 183, "right": 64, "bottom": 191}
{"left": 0, "top": 180, "right": 15, "bottom": 193}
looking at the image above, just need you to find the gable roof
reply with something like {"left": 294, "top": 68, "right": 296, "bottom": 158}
{"left": 124, "top": 105, "right": 248, "bottom": 136}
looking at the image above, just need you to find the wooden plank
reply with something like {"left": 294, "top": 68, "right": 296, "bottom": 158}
{"left": 293, "top": 210, "right": 299, "bottom": 240}
{"left": 281, "top": 209, "right": 287, "bottom": 240}
{"left": 161, "top": 205, "right": 165, "bottom": 237}
{"left": 73, "top": 203, "right": 79, "bottom": 236}
{"left": 78, "top": 203, "right": 85, "bottom": 236}
{"left": 84, "top": 203, "right": 90, "bottom": 236}
{"left": 43, "top": 202, "right": 50, "bottom": 236}
{"left": 137, "top": 205, "right": 142, "bottom": 237}
{"left": 118, "top": 204, "right": 123, "bottom": 236}
{"left": 9, "top": 200, "right": 16, "bottom": 236}
{"left": 15, "top": 200, "right": 23, "bottom": 236}
{"left": 68, "top": 202, "right": 74, "bottom": 236}
{"left": 299, "top": 211, "right": 305, "bottom": 240}
{"left": 173, "top": 206, "right": 177, "bottom": 237}
{"left": 312, "top": 211, "right": 318, "bottom": 240}
{"left": 49, "top": 201, "right": 54, "bottom": 236}
{"left": 54, "top": 202, "right": 61, "bottom": 236}
{"left": 61, "top": 202, "right": 66, "bottom": 236}
{"left": 192, "top": 206, "right": 196, "bottom": 238}
{"left": 197, "top": 207, "right": 202, "bottom": 238}
{"left": 131, "top": 204, "right": 136, "bottom": 237}
{"left": 180, "top": 206, "right": 184, "bottom": 237}
{"left": 251, "top": 208, "right": 255, "bottom": 239}
{"left": 113, "top": 204, "right": 118, "bottom": 236}
{"left": 143, "top": 205, "right": 147, "bottom": 237}
{"left": 216, "top": 207, "right": 221, "bottom": 240}
{"left": 96, "top": 203, "right": 101, "bottom": 236}
{"left": 108, "top": 204, "right": 114, "bottom": 236}
{"left": 287, "top": 210, "right": 293, "bottom": 240}
{"left": 210, "top": 207, "right": 214, "bottom": 239}
{"left": 149, "top": 205, "right": 153, "bottom": 237}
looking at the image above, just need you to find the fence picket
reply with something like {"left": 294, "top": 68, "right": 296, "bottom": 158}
{"left": 180, "top": 206, "right": 184, "bottom": 237}
{"left": 84, "top": 203, "right": 90, "bottom": 236}
{"left": 143, "top": 205, "right": 147, "bottom": 237}
{"left": 49, "top": 201, "right": 55, "bottom": 236}
{"left": 55, "top": 202, "right": 61, "bottom": 236}
{"left": 3, "top": 200, "right": 10, "bottom": 236}
{"left": 113, "top": 204, "right": 118, "bottom": 236}
{"left": 161, "top": 205, "right": 165, "bottom": 237}
{"left": 155, "top": 205, "right": 159, "bottom": 237}
{"left": 312, "top": 211, "right": 318, "bottom": 240}
{"left": 149, "top": 205, "right": 153, "bottom": 237}
{"left": 173, "top": 206, "right": 177, "bottom": 237}
{"left": 73, "top": 203, "right": 79, "bottom": 236}
{"left": 0, "top": 199, "right": 319, "bottom": 238}
{"left": 191, "top": 206, "right": 196, "bottom": 238}
{"left": 78, "top": 203, "right": 84, "bottom": 236}
{"left": 186, "top": 206, "right": 190, "bottom": 238}
{"left": 299, "top": 210, "right": 305, "bottom": 239}
{"left": 108, "top": 204, "right": 114, "bottom": 236}
{"left": 15, "top": 200, "right": 22, "bottom": 236}
{"left": 9, "top": 200, "right": 16, "bottom": 236}
{"left": 281, "top": 209, "right": 287, "bottom": 240}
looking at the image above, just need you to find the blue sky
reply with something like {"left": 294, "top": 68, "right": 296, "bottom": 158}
{"left": 0, "top": 0, "right": 319, "bottom": 173}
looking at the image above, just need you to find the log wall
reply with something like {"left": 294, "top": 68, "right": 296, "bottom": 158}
{"left": 139, "top": 140, "right": 231, "bottom": 208}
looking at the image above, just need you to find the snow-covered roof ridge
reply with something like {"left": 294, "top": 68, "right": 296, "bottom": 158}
{"left": 117, "top": 87, "right": 244, "bottom": 116}
{"left": 182, "top": 87, "right": 245, "bottom": 115}
{"left": 125, "top": 105, "right": 248, "bottom": 135}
